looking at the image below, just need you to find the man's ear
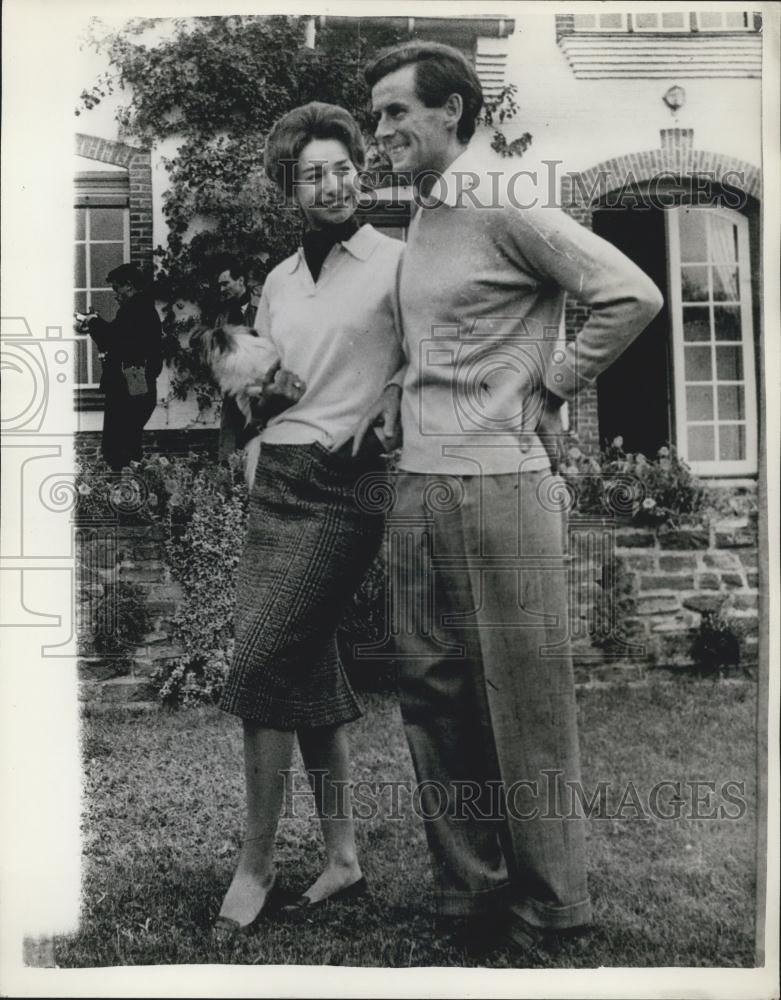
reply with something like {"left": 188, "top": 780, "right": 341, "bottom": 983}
{"left": 443, "top": 92, "right": 464, "bottom": 134}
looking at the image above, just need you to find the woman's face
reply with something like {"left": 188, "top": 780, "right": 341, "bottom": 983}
{"left": 294, "top": 138, "right": 360, "bottom": 228}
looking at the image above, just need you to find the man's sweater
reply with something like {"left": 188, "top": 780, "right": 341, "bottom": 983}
{"left": 395, "top": 148, "right": 664, "bottom": 476}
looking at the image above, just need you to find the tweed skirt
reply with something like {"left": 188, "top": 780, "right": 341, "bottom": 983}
{"left": 220, "top": 442, "right": 385, "bottom": 729}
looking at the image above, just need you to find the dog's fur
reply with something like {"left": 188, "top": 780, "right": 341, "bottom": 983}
{"left": 197, "top": 322, "right": 271, "bottom": 487}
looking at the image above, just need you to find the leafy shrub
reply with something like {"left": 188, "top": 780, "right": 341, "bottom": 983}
{"left": 690, "top": 613, "right": 741, "bottom": 677}
{"left": 560, "top": 438, "right": 706, "bottom": 528}
{"left": 91, "top": 580, "right": 152, "bottom": 660}
{"left": 153, "top": 457, "right": 248, "bottom": 706}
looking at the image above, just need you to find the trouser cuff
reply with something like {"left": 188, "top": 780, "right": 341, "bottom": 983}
{"left": 509, "top": 895, "right": 593, "bottom": 930}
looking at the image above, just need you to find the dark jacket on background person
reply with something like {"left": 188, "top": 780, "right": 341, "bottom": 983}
{"left": 87, "top": 292, "right": 163, "bottom": 471}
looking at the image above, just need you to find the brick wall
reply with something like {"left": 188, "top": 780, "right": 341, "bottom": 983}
{"left": 75, "top": 133, "right": 154, "bottom": 272}
{"left": 76, "top": 429, "right": 220, "bottom": 463}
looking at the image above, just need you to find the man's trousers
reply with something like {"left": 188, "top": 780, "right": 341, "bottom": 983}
{"left": 388, "top": 469, "right": 592, "bottom": 929}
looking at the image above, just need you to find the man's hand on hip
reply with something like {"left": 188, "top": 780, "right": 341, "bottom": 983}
{"left": 535, "top": 387, "right": 568, "bottom": 474}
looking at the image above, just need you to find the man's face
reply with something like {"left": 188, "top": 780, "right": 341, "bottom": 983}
{"left": 112, "top": 282, "right": 135, "bottom": 306}
{"left": 371, "top": 64, "right": 454, "bottom": 176}
{"left": 217, "top": 269, "right": 246, "bottom": 303}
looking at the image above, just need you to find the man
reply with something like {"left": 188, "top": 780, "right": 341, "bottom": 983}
{"left": 83, "top": 263, "right": 162, "bottom": 471}
{"left": 356, "top": 41, "right": 663, "bottom": 956}
{"left": 212, "top": 254, "right": 260, "bottom": 460}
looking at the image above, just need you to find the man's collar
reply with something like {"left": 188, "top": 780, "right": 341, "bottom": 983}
{"left": 423, "top": 145, "right": 483, "bottom": 208}
{"left": 287, "top": 223, "right": 380, "bottom": 272}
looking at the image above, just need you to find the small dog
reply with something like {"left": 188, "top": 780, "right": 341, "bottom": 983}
{"left": 196, "top": 322, "right": 272, "bottom": 487}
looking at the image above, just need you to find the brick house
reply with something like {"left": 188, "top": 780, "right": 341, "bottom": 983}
{"left": 73, "top": 11, "right": 764, "bottom": 696}
{"left": 74, "top": 9, "right": 763, "bottom": 482}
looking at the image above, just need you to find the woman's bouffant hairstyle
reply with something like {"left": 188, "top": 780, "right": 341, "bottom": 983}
{"left": 264, "top": 102, "right": 366, "bottom": 197}
{"left": 364, "top": 40, "right": 483, "bottom": 143}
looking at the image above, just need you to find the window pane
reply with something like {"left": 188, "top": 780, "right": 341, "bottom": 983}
{"left": 719, "top": 424, "right": 745, "bottom": 461}
{"left": 75, "top": 208, "right": 86, "bottom": 241}
{"left": 90, "top": 290, "right": 118, "bottom": 320}
{"left": 90, "top": 207, "right": 125, "bottom": 241}
{"left": 724, "top": 11, "right": 747, "bottom": 29}
{"left": 89, "top": 243, "right": 125, "bottom": 287}
{"left": 688, "top": 425, "right": 715, "bottom": 461}
{"left": 714, "top": 306, "right": 742, "bottom": 341}
{"left": 709, "top": 215, "right": 738, "bottom": 261}
{"left": 718, "top": 385, "right": 745, "bottom": 420}
{"left": 712, "top": 266, "right": 738, "bottom": 301}
{"left": 573, "top": 13, "right": 596, "bottom": 29}
{"left": 661, "top": 12, "right": 686, "bottom": 28}
{"left": 683, "top": 307, "right": 711, "bottom": 342}
{"left": 716, "top": 346, "right": 743, "bottom": 381}
{"left": 685, "top": 346, "right": 712, "bottom": 381}
{"left": 599, "top": 12, "right": 624, "bottom": 29}
{"left": 686, "top": 386, "right": 714, "bottom": 421}
{"left": 74, "top": 244, "right": 86, "bottom": 287}
{"left": 698, "top": 12, "right": 723, "bottom": 29}
{"left": 634, "top": 12, "right": 659, "bottom": 29}
{"left": 679, "top": 210, "right": 707, "bottom": 262}
{"left": 681, "top": 266, "right": 709, "bottom": 301}
{"left": 74, "top": 291, "right": 87, "bottom": 314}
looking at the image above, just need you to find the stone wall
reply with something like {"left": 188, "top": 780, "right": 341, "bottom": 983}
{"left": 77, "top": 514, "right": 759, "bottom": 704}
{"left": 569, "top": 515, "right": 759, "bottom": 684}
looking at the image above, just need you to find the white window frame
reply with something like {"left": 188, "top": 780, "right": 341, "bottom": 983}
{"left": 572, "top": 12, "right": 629, "bottom": 32}
{"left": 630, "top": 11, "right": 691, "bottom": 32}
{"left": 695, "top": 10, "right": 753, "bottom": 31}
{"left": 666, "top": 206, "right": 757, "bottom": 476}
{"left": 74, "top": 177, "right": 130, "bottom": 390}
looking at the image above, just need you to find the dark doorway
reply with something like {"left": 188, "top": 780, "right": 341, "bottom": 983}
{"left": 593, "top": 207, "right": 672, "bottom": 456}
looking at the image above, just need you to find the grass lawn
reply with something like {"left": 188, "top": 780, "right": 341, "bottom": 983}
{"left": 54, "top": 677, "right": 758, "bottom": 969}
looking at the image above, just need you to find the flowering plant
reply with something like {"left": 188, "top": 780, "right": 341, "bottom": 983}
{"left": 560, "top": 438, "right": 706, "bottom": 527}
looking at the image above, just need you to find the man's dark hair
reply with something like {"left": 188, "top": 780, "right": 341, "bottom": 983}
{"left": 364, "top": 40, "right": 483, "bottom": 143}
{"left": 106, "top": 263, "right": 145, "bottom": 289}
{"left": 213, "top": 253, "right": 247, "bottom": 283}
{"left": 264, "top": 101, "right": 365, "bottom": 197}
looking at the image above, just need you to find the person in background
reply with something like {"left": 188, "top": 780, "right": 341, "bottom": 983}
{"left": 80, "top": 263, "right": 162, "bottom": 471}
{"left": 356, "top": 40, "right": 663, "bottom": 959}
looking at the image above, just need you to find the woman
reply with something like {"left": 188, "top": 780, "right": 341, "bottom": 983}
{"left": 214, "top": 102, "right": 405, "bottom": 939}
